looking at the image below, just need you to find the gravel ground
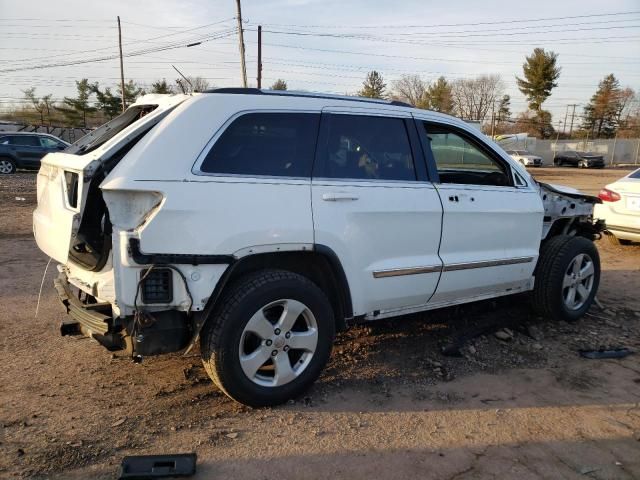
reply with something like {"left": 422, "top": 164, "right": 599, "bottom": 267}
{"left": 0, "top": 167, "right": 639, "bottom": 480}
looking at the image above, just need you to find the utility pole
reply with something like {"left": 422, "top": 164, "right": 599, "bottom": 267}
{"left": 562, "top": 105, "right": 569, "bottom": 135}
{"left": 257, "top": 25, "right": 262, "bottom": 89}
{"left": 490, "top": 101, "right": 496, "bottom": 138}
{"left": 610, "top": 132, "right": 618, "bottom": 166}
{"left": 117, "top": 16, "right": 126, "bottom": 112}
{"left": 235, "top": 0, "right": 248, "bottom": 88}
{"left": 568, "top": 104, "right": 578, "bottom": 137}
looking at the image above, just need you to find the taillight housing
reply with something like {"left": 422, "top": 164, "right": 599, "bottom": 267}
{"left": 598, "top": 188, "right": 621, "bottom": 202}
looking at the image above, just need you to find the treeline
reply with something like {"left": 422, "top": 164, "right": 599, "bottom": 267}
{"left": 2, "top": 76, "right": 288, "bottom": 129}
{"left": 2, "top": 47, "right": 638, "bottom": 139}
{"left": 356, "top": 48, "right": 638, "bottom": 139}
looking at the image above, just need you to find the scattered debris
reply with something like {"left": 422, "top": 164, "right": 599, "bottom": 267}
{"left": 579, "top": 466, "right": 600, "bottom": 475}
{"left": 118, "top": 453, "right": 197, "bottom": 479}
{"left": 579, "top": 348, "right": 633, "bottom": 360}
{"left": 494, "top": 329, "right": 513, "bottom": 342}
{"left": 225, "top": 432, "right": 238, "bottom": 439}
{"left": 15, "top": 196, "right": 25, "bottom": 201}
{"left": 526, "top": 325, "right": 544, "bottom": 341}
{"left": 111, "top": 418, "right": 126, "bottom": 427}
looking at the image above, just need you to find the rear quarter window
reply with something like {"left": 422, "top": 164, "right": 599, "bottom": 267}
{"left": 200, "top": 112, "right": 320, "bottom": 178}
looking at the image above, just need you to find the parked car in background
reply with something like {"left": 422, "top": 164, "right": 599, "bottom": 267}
{"left": 0, "top": 132, "right": 69, "bottom": 174}
{"left": 553, "top": 150, "right": 604, "bottom": 168}
{"left": 506, "top": 150, "right": 543, "bottom": 167}
{"left": 594, "top": 168, "right": 640, "bottom": 245}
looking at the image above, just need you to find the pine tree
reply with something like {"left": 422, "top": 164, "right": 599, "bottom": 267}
{"left": 581, "top": 74, "right": 628, "bottom": 138}
{"left": 426, "top": 76, "right": 453, "bottom": 113}
{"left": 56, "top": 79, "right": 96, "bottom": 127}
{"left": 497, "top": 94, "right": 511, "bottom": 122}
{"left": 516, "top": 48, "right": 561, "bottom": 111}
{"left": 151, "top": 79, "right": 174, "bottom": 94}
{"left": 359, "top": 71, "right": 386, "bottom": 99}
{"left": 270, "top": 79, "right": 287, "bottom": 90}
{"left": 92, "top": 80, "right": 145, "bottom": 119}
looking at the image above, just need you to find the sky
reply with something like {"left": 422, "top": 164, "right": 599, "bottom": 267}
{"left": 0, "top": 0, "right": 639, "bottom": 129}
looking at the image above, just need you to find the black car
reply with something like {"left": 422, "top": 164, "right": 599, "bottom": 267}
{"left": 553, "top": 150, "right": 605, "bottom": 168}
{"left": 0, "top": 132, "right": 70, "bottom": 174}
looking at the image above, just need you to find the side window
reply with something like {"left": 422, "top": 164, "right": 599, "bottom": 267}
{"left": 322, "top": 114, "right": 416, "bottom": 181}
{"left": 200, "top": 112, "right": 320, "bottom": 177}
{"left": 423, "top": 123, "right": 511, "bottom": 187}
{"left": 40, "top": 137, "right": 61, "bottom": 148}
{"left": 11, "top": 135, "right": 41, "bottom": 147}
{"left": 0, "top": 136, "right": 9, "bottom": 145}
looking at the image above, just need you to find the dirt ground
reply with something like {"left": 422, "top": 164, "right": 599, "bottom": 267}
{"left": 1, "top": 167, "right": 639, "bottom": 480}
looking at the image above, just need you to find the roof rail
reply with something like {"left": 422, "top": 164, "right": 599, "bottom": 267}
{"left": 202, "top": 88, "right": 413, "bottom": 108}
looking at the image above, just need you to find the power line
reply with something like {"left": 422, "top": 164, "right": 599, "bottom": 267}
{"left": 0, "top": 28, "right": 238, "bottom": 73}
{"left": 3, "top": 19, "right": 236, "bottom": 67}
{"left": 255, "top": 10, "right": 640, "bottom": 29}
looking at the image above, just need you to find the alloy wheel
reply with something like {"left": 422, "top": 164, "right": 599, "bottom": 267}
{"left": 562, "top": 253, "right": 595, "bottom": 310}
{"left": 0, "top": 159, "right": 14, "bottom": 174}
{"left": 238, "top": 299, "right": 318, "bottom": 387}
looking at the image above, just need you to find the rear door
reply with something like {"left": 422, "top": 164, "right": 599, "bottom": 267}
{"left": 8, "top": 135, "right": 43, "bottom": 166}
{"left": 311, "top": 108, "right": 443, "bottom": 317}
{"left": 416, "top": 119, "right": 543, "bottom": 305}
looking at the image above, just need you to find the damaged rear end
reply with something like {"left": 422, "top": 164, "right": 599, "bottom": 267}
{"left": 33, "top": 94, "right": 192, "bottom": 357}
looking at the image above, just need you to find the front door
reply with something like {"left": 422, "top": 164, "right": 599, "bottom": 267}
{"left": 416, "top": 119, "right": 544, "bottom": 305}
{"left": 311, "top": 109, "right": 443, "bottom": 318}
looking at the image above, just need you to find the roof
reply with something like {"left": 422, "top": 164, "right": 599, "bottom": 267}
{"left": 0, "top": 131, "right": 58, "bottom": 136}
{"left": 203, "top": 87, "right": 413, "bottom": 108}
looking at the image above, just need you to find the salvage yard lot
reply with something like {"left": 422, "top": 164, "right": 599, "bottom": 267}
{"left": 1, "top": 167, "right": 639, "bottom": 480}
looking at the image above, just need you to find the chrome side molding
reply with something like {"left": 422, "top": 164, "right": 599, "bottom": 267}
{"left": 373, "top": 256, "right": 534, "bottom": 278}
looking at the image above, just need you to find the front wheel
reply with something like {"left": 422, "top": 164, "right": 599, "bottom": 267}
{"left": 531, "top": 235, "right": 600, "bottom": 322}
{"left": 200, "top": 269, "right": 335, "bottom": 407}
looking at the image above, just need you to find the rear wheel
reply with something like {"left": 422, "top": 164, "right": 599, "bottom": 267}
{"left": 579, "top": 160, "right": 588, "bottom": 168}
{"left": 532, "top": 235, "right": 600, "bottom": 322}
{"left": 200, "top": 269, "right": 335, "bottom": 407}
{"left": 0, "top": 157, "right": 16, "bottom": 174}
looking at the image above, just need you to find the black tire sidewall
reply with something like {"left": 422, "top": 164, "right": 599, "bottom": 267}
{"left": 206, "top": 272, "right": 335, "bottom": 407}
{"left": 548, "top": 237, "right": 600, "bottom": 321}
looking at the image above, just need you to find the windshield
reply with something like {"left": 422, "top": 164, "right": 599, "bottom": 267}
{"left": 66, "top": 105, "right": 158, "bottom": 155}
{"left": 628, "top": 169, "right": 640, "bottom": 179}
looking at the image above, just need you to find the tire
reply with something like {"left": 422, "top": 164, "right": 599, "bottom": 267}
{"left": 578, "top": 160, "right": 588, "bottom": 169}
{"left": 200, "top": 269, "right": 335, "bottom": 407}
{"left": 531, "top": 235, "right": 600, "bottom": 322}
{"left": 0, "top": 157, "right": 16, "bottom": 174}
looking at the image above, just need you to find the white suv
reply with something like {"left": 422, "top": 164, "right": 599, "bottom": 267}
{"left": 34, "top": 89, "right": 604, "bottom": 406}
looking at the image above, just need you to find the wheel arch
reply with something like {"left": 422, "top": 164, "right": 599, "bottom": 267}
{"left": 186, "top": 244, "right": 353, "bottom": 352}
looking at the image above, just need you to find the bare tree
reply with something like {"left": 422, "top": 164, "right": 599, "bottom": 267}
{"left": 450, "top": 75, "right": 504, "bottom": 121}
{"left": 391, "top": 75, "right": 428, "bottom": 108}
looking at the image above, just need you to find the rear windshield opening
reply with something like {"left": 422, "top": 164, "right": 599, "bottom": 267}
{"left": 66, "top": 105, "right": 158, "bottom": 156}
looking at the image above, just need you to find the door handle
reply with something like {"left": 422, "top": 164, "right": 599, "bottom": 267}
{"left": 322, "top": 192, "right": 359, "bottom": 202}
